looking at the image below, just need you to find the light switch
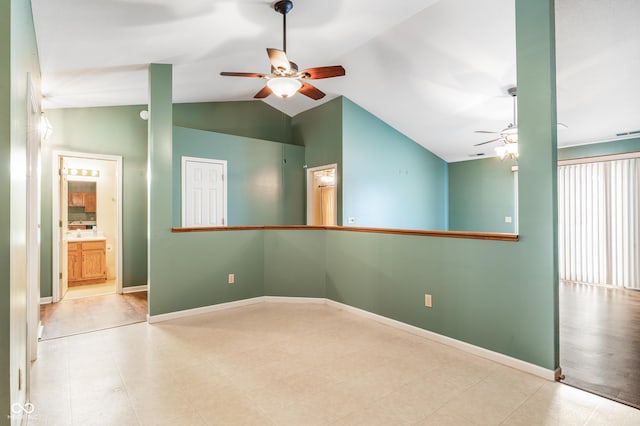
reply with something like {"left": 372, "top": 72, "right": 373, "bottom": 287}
{"left": 505, "top": 216, "right": 512, "bottom": 223}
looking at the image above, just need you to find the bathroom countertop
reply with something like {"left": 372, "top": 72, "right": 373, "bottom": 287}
{"left": 67, "top": 235, "right": 106, "bottom": 242}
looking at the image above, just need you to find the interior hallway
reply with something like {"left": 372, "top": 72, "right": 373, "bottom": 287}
{"left": 560, "top": 281, "right": 640, "bottom": 409}
{"left": 30, "top": 302, "right": 640, "bottom": 425}
{"left": 40, "top": 291, "right": 147, "bottom": 340}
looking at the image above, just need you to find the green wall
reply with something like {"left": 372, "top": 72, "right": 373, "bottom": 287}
{"left": 558, "top": 137, "right": 640, "bottom": 160}
{"left": 449, "top": 137, "right": 640, "bottom": 233}
{"left": 148, "top": 67, "right": 265, "bottom": 316}
{"left": 0, "top": 0, "right": 11, "bottom": 416}
{"left": 292, "top": 97, "right": 344, "bottom": 225}
{"left": 342, "top": 98, "right": 448, "bottom": 230}
{"left": 41, "top": 100, "right": 307, "bottom": 297}
{"left": 449, "top": 159, "right": 516, "bottom": 233}
{"left": 172, "top": 127, "right": 305, "bottom": 227}
{"left": 324, "top": 231, "right": 536, "bottom": 358}
{"left": 2, "top": 0, "right": 40, "bottom": 421}
{"left": 41, "top": 106, "right": 149, "bottom": 297}
{"left": 513, "top": 0, "right": 559, "bottom": 369}
{"left": 174, "top": 101, "right": 293, "bottom": 144}
{"left": 264, "top": 230, "right": 326, "bottom": 298}
{"left": 4, "top": 0, "right": 566, "bottom": 417}
{"left": 152, "top": 231, "right": 265, "bottom": 314}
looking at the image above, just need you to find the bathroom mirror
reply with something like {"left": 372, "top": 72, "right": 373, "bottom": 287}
{"left": 67, "top": 181, "right": 97, "bottom": 230}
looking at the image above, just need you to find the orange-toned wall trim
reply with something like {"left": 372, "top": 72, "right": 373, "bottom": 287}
{"left": 172, "top": 225, "right": 519, "bottom": 242}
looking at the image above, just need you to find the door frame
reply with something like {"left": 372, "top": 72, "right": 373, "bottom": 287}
{"left": 306, "top": 164, "right": 338, "bottom": 226}
{"left": 51, "top": 151, "right": 123, "bottom": 302}
{"left": 181, "top": 156, "right": 227, "bottom": 227}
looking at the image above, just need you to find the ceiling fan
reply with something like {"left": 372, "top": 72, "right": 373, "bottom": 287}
{"left": 474, "top": 86, "right": 567, "bottom": 147}
{"left": 220, "top": 0, "right": 346, "bottom": 100}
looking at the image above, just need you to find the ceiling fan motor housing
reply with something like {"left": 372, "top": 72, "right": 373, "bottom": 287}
{"left": 274, "top": 0, "right": 293, "bottom": 15}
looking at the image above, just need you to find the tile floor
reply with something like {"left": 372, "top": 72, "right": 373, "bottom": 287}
{"left": 29, "top": 302, "right": 640, "bottom": 425}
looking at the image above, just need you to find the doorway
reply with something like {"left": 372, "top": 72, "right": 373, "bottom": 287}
{"left": 52, "top": 153, "right": 122, "bottom": 302}
{"left": 44, "top": 151, "right": 147, "bottom": 339}
{"left": 306, "top": 164, "right": 337, "bottom": 226}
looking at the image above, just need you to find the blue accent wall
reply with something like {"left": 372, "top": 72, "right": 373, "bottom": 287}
{"left": 342, "top": 98, "right": 448, "bottom": 230}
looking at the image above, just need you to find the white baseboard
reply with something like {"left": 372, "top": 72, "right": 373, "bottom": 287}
{"left": 325, "top": 299, "right": 558, "bottom": 381}
{"left": 122, "top": 285, "right": 148, "bottom": 294}
{"left": 148, "top": 297, "right": 264, "bottom": 324}
{"left": 40, "top": 297, "right": 52, "bottom": 305}
{"left": 38, "top": 321, "right": 44, "bottom": 340}
{"left": 264, "top": 296, "right": 326, "bottom": 304}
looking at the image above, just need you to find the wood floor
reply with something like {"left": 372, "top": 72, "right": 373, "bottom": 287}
{"left": 40, "top": 291, "right": 147, "bottom": 340}
{"left": 560, "top": 281, "right": 640, "bottom": 409}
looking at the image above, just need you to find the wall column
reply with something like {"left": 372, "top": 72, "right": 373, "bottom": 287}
{"left": 515, "top": 0, "right": 559, "bottom": 370}
{"left": 147, "top": 64, "right": 173, "bottom": 316}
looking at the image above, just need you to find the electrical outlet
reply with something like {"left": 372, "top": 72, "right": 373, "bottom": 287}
{"left": 228, "top": 273, "right": 235, "bottom": 284}
{"left": 424, "top": 294, "right": 432, "bottom": 308}
{"left": 348, "top": 217, "right": 356, "bottom": 224}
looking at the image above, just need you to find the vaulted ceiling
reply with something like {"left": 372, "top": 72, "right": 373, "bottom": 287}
{"left": 31, "top": 0, "right": 640, "bottom": 162}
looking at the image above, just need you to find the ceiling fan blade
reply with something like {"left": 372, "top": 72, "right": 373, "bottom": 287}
{"left": 299, "top": 83, "right": 325, "bottom": 100}
{"left": 220, "top": 72, "right": 266, "bottom": 78}
{"left": 253, "top": 85, "right": 272, "bottom": 99}
{"left": 474, "top": 130, "right": 499, "bottom": 134}
{"left": 474, "top": 137, "right": 503, "bottom": 146}
{"left": 266, "top": 48, "right": 291, "bottom": 73}
{"left": 301, "top": 65, "right": 346, "bottom": 80}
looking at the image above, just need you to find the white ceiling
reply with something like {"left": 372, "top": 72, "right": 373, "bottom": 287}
{"left": 32, "top": 0, "right": 640, "bottom": 162}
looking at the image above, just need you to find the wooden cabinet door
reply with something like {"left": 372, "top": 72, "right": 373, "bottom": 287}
{"left": 81, "top": 241, "right": 106, "bottom": 280}
{"left": 84, "top": 192, "right": 96, "bottom": 212}
{"left": 69, "top": 192, "right": 84, "bottom": 206}
{"left": 68, "top": 244, "right": 82, "bottom": 282}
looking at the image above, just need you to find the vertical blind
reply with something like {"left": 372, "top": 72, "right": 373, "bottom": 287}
{"left": 558, "top": 158, "right": 640, "bottom": 289}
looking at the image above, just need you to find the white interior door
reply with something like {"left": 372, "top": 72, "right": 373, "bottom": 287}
{"left": 182, "top": 157, "right": 227, "bottom": 227}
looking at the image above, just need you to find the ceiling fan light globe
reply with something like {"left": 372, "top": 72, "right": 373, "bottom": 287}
{"left": 506, "top": 143, "right": 519, "bottom": 155}
{"left": 267, "top": 77, "right": 302, "bottom": 98}
{"left": 495, "top": 145, "right": 507, "bottom": 159}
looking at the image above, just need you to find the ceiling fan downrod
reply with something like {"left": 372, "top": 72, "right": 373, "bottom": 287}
{"left": 508, "top": 86, "right": 517, "bottom": 128}
{"left": 274, "top": 0, "right": 293, "bottom": 53}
